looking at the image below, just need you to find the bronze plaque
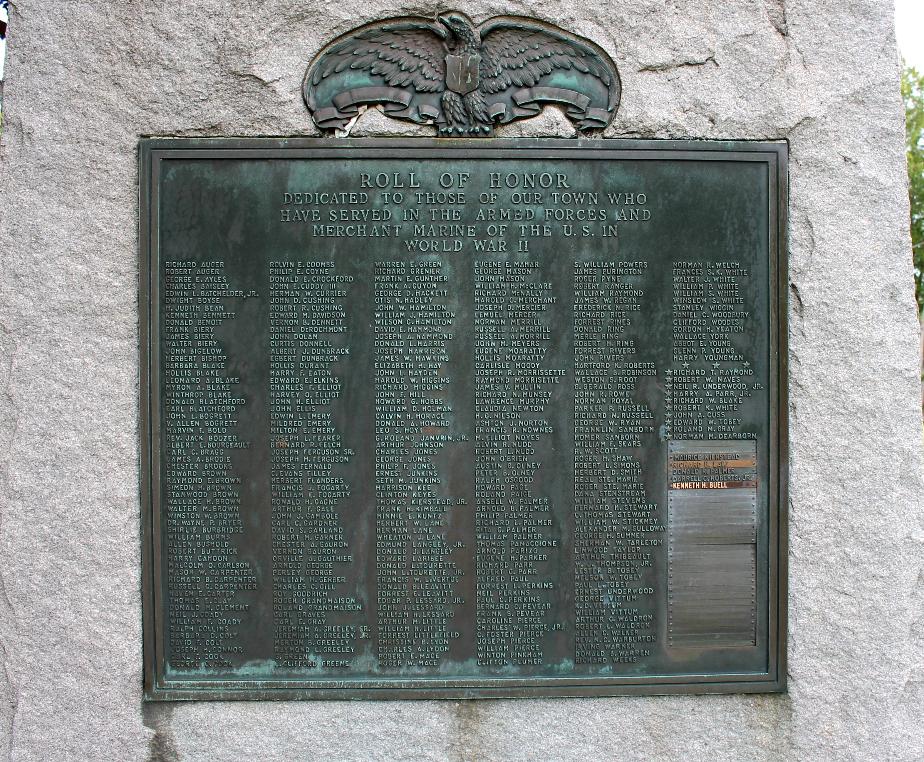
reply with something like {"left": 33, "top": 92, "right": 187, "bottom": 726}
{"left": 141, "top": 138, "right": 787, "bottom": 699}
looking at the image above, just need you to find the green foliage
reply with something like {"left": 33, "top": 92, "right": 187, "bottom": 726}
{"left": 902, "top": 64, "right": 924, "bottom": 313}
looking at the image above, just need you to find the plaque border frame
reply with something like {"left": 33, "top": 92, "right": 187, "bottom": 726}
{"left": 140, "top": 138, "right": 789, "bottom": 700}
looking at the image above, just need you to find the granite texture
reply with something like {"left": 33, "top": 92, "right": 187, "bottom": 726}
{"left": 1, "top": 1, "right": 923, "bottom": 760}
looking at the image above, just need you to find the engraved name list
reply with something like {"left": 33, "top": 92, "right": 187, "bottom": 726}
{"left": 142, "top": 140, "right": 786, "bottom": 699}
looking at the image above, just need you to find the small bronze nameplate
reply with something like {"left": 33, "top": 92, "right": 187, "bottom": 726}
{"left": 141, "top": 138, "right": 787, "bottom": 699}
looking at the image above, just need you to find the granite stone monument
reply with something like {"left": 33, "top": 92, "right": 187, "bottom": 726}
{"left": 0, "top": 0, "right": 922, "bottom": 759}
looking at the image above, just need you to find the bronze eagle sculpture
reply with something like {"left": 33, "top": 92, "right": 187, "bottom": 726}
{"left": 303, "top": 12, "right": 621, "bottom": 136}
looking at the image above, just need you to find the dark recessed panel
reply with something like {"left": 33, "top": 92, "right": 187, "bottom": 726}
{"left": 140, "top": 138, "right": 787, "bottom": 699}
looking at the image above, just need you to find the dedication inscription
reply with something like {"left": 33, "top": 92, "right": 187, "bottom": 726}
{"left": 141, "top": 139, "right": 787, "bottom": 698}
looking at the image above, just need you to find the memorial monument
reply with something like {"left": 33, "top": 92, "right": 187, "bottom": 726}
{"left": 1, "top": 0, "right": 922, "bottom": 759}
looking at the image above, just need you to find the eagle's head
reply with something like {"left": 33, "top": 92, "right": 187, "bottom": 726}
{"left": 437, "top": 11, "right": 480, "bottom": 49}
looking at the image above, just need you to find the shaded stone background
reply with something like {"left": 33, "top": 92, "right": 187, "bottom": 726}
{"left": 0, "top": 1, "right": 922, "bottom": 760}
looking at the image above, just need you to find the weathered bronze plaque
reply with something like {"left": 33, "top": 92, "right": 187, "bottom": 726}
{"left": 141, "top": 138, "right": 787, "bottom": 699}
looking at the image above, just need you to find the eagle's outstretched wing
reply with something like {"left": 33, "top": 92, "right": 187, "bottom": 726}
{"left": 304, "top": 18, "right": 448, "bottom": 131}
{"left": 478, "top": 17, "right": 620, "bottom": 131}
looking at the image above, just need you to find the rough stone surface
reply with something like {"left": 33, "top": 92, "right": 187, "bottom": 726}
{"left": 0, "top": 1, "right": 922, "bottom": 760}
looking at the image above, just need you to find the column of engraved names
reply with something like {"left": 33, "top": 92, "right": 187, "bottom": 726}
{"left": 666, "top": 261, "right": 754, "bottom": 438}
{"left": 269, "top": 261, "right": 359, "bottom": 671}
{"left": 474, "top": 260, "right": 562, "bottom": 667}
{"left": 665, "top": 260, "right": 759, "bottom": 648}
{"left": 705, "top": 261, "right": 756, "bottom": 435}
{"left": 573, "top": 261, "right": 660, "bottom": 665}
{"left": 161, "top": 261, "right": 255, "bottom": 671}
{"left": 374, "top": 259, "right": 464, "bottom": 669}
